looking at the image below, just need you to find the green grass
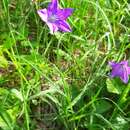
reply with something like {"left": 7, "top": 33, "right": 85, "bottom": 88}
{"left": 0, "top": 0, "right": 130, "bottom": 129}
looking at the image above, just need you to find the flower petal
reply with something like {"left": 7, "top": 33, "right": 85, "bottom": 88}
{"left": 56, "top": 20, "right": 72, "bottom": 32}
{"left": 47, "top": 22, "right": 58, "bottom": 34}
{"left": 109, "top": 60, "right": 130, "bottom": 83}
{"left": 57, "top": 8, "right": 73, "bottom": 20}
{"left": 108, "top": 61, "right": 117, "bottom": 67}
{"left": 120, "top": 68, "right": 129, "bottom": 83}
{"left": 110, "top": 65, "right": 122, "bottom": 77}
{"left": 120, "top": 60, "right": 128, "bottom": 66}
{"left": 128, "top": 67, "right": 130, "bottom": 74}
{"left": 37, "top": 9, "right": 48, "bottom": 22}
{"left": 48, "top": 0, "right": 58, "bottom": 14}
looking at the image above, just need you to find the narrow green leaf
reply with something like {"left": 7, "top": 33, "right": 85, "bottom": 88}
{"left": 0, "top": 107, "right": 13, "bottom": 130}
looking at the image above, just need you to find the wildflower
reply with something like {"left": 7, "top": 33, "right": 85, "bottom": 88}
{"left": 109, "top": 60, "right": 130, "bottom": 83}
{"left": 37, "top": 0, "right": 73, "bottom": 34}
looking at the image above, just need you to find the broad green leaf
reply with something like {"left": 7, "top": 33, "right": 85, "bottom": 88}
{"left": 95, "top": 100, "right": 112, "bottom": 114}
{"left": 106, "top": 78, "right": 124, "bottom": 94}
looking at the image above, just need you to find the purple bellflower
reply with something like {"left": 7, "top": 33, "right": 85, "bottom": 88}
{"left": 109, "top": 60, "right": 130, "bottom": 84}
{"left": 37, "top": 0, "right": 73, "bottom": 34}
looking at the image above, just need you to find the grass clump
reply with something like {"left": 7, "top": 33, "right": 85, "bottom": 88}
{"left": 0, "top": 0, "right": 130, "bottom": 130}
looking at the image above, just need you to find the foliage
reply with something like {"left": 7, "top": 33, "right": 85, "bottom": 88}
{"left": 0, "top": 0, "right": 130, "bottom": 129}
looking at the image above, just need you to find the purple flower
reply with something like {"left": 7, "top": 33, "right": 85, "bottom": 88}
{"left": 37, "top": 0, "right": 73, "bottom": 34}
{"left": 109, "top": 60, "right": 130, "bottom": 84}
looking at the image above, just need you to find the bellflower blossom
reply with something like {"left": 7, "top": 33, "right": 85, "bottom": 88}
{"left": 37, "top": 0, "right": 73, "bottom": 34}
{"left": 109, "top": 60, "right": 130, "bottom": 84}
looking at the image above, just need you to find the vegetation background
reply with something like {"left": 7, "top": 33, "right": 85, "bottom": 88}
{"left": 0, "top": 0, "right": 130, "bottom": 129}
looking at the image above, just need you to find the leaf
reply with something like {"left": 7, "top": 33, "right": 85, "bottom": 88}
{"left": 3, "top": 36, "right": 15, "bottom": 49}
{"left": 0, "top": 88, "right": 9, "bottom": 95}
{"left": 11, "top": 89, "right": 23, "bottom": 102}
{"left": 0, "top": 55, "right": 8, "bottom": 68}
{"left": 0, "top": 107, "right": 13, "bottom": 130}
{"left": 113, "top": 115, "right": 129, "bottom": 130}
{"left": 0, "top": 88, "right": 20, "bottom": 130}
{"left": 54, "top": 49, "right": 72, "bottom": 61}
{"left": 95, "top": 100, "right": 112, "bottom": 114}
{"left": 106, "top": 78, "right": 124, "bottom": 94}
